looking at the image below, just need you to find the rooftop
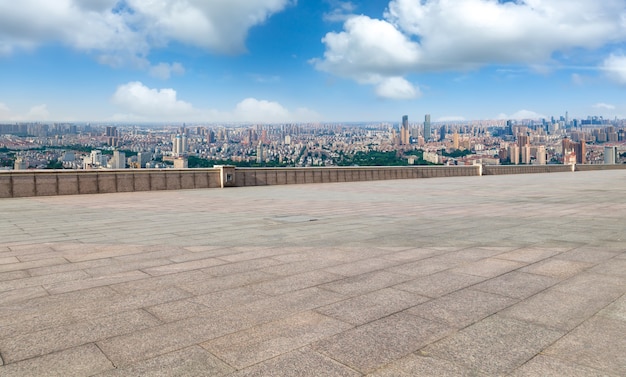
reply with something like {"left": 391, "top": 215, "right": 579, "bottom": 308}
{"left": 0, "top": 170, "right": 624, "bottom": 376}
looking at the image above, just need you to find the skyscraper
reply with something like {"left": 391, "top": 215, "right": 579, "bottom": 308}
{"left": 424, "top": 114, "right": 431, "bottom": 142}
{"left": 401, "top": 115, "right": 410, "bottom": 145}
{"left": 604, "top": 146, "right": 617, "bottom": 164}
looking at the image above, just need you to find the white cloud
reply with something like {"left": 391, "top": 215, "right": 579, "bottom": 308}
{"left": 149, "top": 62, "right": 185, "bottom": 80}
{"left": 593, "top": 102, "right": 616, "bottom": 110}
{"left": 0, "top": 103, "right": 51, "bottom": 121}
{"left": 111, "top": 81, "right": 195, "bottom": 118}
{"left": 313, "top": 15, "right": 421, "bottom": 82}
{"left": 323, "top": 1, "right": 357, "bottom": 22}
{"left": 375, "top": 77, "right": 420, "bottom": 99}
{"left": 602, "top": 54, "right": 626, "bottom": 85}
{"left": 498, "top": 110, "right": 546, "bottom": 120}
{"left": 26, "top": 104, "right": 50, "bottom": 120}
{"left": 0, "top": 0, "right": 293, "bottom": 64}
{"left": 234, "top": 98, "right": 290, "bottom": 123}
{"left": 110, "top": 82, "right": 320, "bottom": 123}
{"left": 314, "top": 0, "right": 626, "bottom": 97}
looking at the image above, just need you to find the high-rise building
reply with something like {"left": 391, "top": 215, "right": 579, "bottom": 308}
{"left": 110, "top": 150, "right": 126, "bottom": 169}
{"left": 14, "top": 157, "right": 27, "bottom": 170}
{"left": 508, "top": 144, "right": 520, "bottom": 165}
{"left": 400, "top": 115, "right": 410, "bottom": 145}
{"left": 256, "top": 142, "right": 264, "bottom": 164}
{"left": 533, "top": 145, "right": 547, "bottom": 165}
{"left": 604, "top": 146, "right": 617, "bottom": 164}
{"left": 517, "top": 134, "right": 529, "bottom": 149}
{"left": 521, "top": 145, "right": 531, "bottom": 164}
{"left": 424, "top": 114, "right": 431, "bottom": 141}
{"left": 105, "top": 126, "right": 118, "bottom": 147}
{"left": 575, "top": 140, "right": 586, "bottom": 164}
{"left": 452, "top": 131, "right": 459, "bottom": 150}
{"left": 172, "top": 134, "right": 187, "bottom": 157}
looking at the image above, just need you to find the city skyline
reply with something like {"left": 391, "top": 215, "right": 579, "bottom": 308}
{"left": 1, "top": 1, "right": 626, "bottom": 123}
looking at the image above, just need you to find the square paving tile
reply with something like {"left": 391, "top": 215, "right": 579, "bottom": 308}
{"left": 368, "top": 353, "right": 488, "bottom": 377}
{"left": 93, "top": 346, "right": 233, "bottom": 377}
{"left": 500, "top": 288, "right": 618, "bottom": 331}
{"left": 230, "top": 347, "right": 360, "bottom": 377}
{"left": 407, "top": 288, "right": 517, "bottom": 328}
{"left": 542, "top": 315, "right": 626, "bottom": 376}
{"left": 422, "top": 315, "right": 564, "bottom": 375}
{"left": 202, "top": 311, "right": 352, "bottom": 369}
{"left": 315, "top": 288, "right": 429, "bottom": 325}
{"left": 520, "top": 258, "right": 593, "bottom": 279}
{"left": 312, "top": 312, "right": 452, "bottom": 373}
{"left": 471, "top": 271, "right": 558, "bottom": 299}
{"left": 394, "top": 271, "right": 486, "bottom": 298}
{"left": 509, "top": 355, "right": 618, "bottom": 377}
{"left": 451, "top": 258, "right": 526, "bottom": 278}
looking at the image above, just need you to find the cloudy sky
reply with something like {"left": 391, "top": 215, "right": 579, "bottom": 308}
{"left": 1, "top": 0, "right": 626, "bottom": 123}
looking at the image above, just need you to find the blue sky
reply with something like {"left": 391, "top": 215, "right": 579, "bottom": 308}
{"left": 1, "top": 0, "right": 626, "bottom": 123}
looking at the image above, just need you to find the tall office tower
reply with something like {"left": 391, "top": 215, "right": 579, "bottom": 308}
{"left": 561, "top": 137, "right": 572, "bottom": 155}
{"left": 105, "top": 126, "right": 118, "bottom": 147}
{"left": 505, "top": 120, "right": 513, "bottom": 136}
{"left": 534, "top": 145, "right": 547, "bottom": 165}
{"left": 521, "top": 145, "right": 531, "bottom": 164}
{"left": 172, "top": 134, "right": 187, "bottom": 156}
{"left": 424, "top": 114, "right": 431, "bottom": 141}
{"left": 401, "top": 115, "right": 410, "bottom": 145}
{"left": 110, "top": 150, "right": 126, "bottom": 169}
{"left": 439, "top": 126, "right": 446, "bottom": 142}
{"left": 517, "top": 134, "right": 529, "bottom": 149}
{"left": 256, "top": 142, "right": 264, "bottom": 164}
{"left": 604, "top": 146, "right": 617, "bottom": 164}
{"left": 452, "top": 131, "right": 459, "bottom": 150}
{"left": 508, "top": 144, "right": 520, "bottom": 164}
{"left": 575, "top": 140, "right": 586, "bottom": 164}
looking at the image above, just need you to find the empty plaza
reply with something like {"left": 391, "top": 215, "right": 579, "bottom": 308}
{"left": 0, "top": 170, "right": 624, "bottom": 376}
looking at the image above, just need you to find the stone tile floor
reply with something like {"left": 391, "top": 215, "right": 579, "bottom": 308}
{"left": 0, "top": 170, "right": 624, "bottom": 376}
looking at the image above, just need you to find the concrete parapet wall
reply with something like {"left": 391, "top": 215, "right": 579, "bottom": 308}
{"left": 482, "top": 165, "right": 573, "bottom": 175}
{"left": 3, "top": 164, "right": 622, "bottom": 198}
{"left": 234, "top": 166, "right": 480, "bottom": 187}
{"left": 0, "top": 169, "right": 222, "bottom": 198}
{"left": 575, "top": 164, "right": 626, "bottom": 172}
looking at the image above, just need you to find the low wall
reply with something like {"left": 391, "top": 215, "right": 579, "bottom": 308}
{"left": 575, "top": 164, "right": 626, "bottom": 172}
{"left": 0, "top": 169, "right": 222, "bottom": 198}
{"left": 1, "top": 164, "right": 624, "bottom": 198}
{"left": 482, "top": 165, "right": 574, "bottom": 175}
{"left": 235, "top": 166, "right": 480, "bottom": 187}
{"left": 0, "top": 166, "right": 480, "bottom": 198}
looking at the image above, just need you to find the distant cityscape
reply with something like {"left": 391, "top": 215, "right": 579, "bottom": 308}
{"left": 1, "top": 114, "right": 625, "bottom": 171}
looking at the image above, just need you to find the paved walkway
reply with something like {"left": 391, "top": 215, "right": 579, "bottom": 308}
{"left": 0, "top": 170, "right": 624, "bottom": 376}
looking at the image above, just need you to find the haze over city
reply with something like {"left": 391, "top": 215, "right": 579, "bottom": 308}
{"left": 2, "top": 0, "right": 626, "bottom": 123}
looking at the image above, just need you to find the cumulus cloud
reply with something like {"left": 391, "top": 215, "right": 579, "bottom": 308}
{"left": 323, "top": 1, "right": 357, "bottom": 22}
{"left": 375, "top": 77, "right": 420, "bottom": 99}
{"left": 0, "top": 103, "right": 51, "bottom": 121}
{"left": 149, "top": 62, "right": 185, "bottom": 80}
{"left": 111, "top": 81, "right": 195, "bottom": 118}
{"left": 0, "top": 0, "right": 293, "bottom": 64}
{"left": 314, "top": 0, "right": 626, "bottom": 97}
{"left": 110, "top": 81, "right": 320, "bottom": 123}
{"left": 602, "top": 54, "right": 626, "bottom": 85}
{"left": 593, "top": 102, "right": 616, "bottom": 110}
